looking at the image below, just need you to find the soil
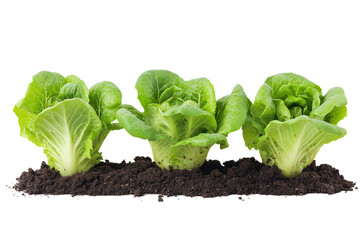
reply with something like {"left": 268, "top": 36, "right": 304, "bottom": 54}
{"left": 14, "top": 157, "right": 355, "bottom": 199}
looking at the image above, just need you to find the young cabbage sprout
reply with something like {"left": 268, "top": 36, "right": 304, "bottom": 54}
{"left": 243, "top": 73, "right": 347, "bottom": 178}
{"left": 116, "top": 70, "right": 250, "bottom": 170}
{"left": 14, "top": 71, "right": 122, "bottom": 176}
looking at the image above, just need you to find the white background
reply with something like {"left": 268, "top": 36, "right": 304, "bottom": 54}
{"left": 0, "top": 0, "right": 359, "bottom": 239}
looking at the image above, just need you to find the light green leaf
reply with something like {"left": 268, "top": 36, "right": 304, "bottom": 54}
{"left": 324, "top": 106, "right": 347, "bottom": 125}
{"left": 89, "top": 81, "right": 122, "bottom": 124}
{"left": 216, "top": 84, "right": 250, "bottom": 135}
{"left": 257, "top": 115, "right": 346, "bottom": 177}
{"left": 58, "top": 75, "right": 89, "bottom": 102}
{"left": 266, "top": 73, "right": 322, "bottom": 114}
{"left": 173, "top": 133, "right": 227, "bottom": 148}
{"left": 310, "top": 87, "right": 347, "bottom": 121}
{"left": 119, "top": 104, "right": 146, "bottom": 121}
{"left": 284, "top": 95, "right": 307, "bottom": 108}
{"left": 159, "top": 85, "right": 185, "bottom": 104}
{"left": 116, "top": 107, "right": 160, "bottom": 141}
{"left": 31, "top": 99, "right": 103, "bottom": 176}
{"left": 135, "top": 70, "right": 183, "bottom": 108}
{"left": 146, "top": 103, "right": 217, "bottom": 141}
{"left": 289, "top": 106, "right": 303, "bottom": 118}
{"left": 242, "top": 115, "right": 261, "bottom": 150}
{"left": 265, "top": 73, "right": 322, "bottom": 98}
{"left": 250, "top": 83, "right": 275, "bottom": 134}
{"left": 13, "top": 99, "right": 40, "bottom": 146}
{"left": 185, "top": 78, "right": 217, "bottom": 115}
{"left": 20, "top": 71, "right": 66, "bottom": 114}
{"left": 273, "top": 99, "right": 291, "bottom": 121}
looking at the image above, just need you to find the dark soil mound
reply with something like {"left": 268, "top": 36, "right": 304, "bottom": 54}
{"left": 14, "top": 157, "right": 355, "bottom": 198}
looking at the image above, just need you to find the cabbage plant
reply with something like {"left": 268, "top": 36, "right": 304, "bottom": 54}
{"left": 243, "top": 73, "right": 347, "bottom": 177}
{"left": 116, "top": 70, "right": 250, "bottom": 169}
{"left": 14, "top": 71, "right": 122, "bottom": 176}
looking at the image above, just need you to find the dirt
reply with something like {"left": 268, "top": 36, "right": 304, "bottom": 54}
{"left": 14, "top": 157, "right": 355, "bottom": 198}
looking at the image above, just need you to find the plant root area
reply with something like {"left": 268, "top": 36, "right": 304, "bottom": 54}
{"left": 14, "top": 157, "right": 355, "bottom": 197}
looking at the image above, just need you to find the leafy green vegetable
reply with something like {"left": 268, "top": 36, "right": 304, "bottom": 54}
{"left": 14, "top": 71, "right": 122, "bottom": 176}
{"left": 116, "top": 70, "right": 250, "bottom": 169}
{"left": 243, "top": 73, "right": 347, "bottom": 177}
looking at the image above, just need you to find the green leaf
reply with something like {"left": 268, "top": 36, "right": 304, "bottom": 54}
{"left": 242, "top": 115, "right": 261, "bottom": 150}
{"left": 119, "top": 104, "right": 146, "bottom": 121}
{"left": 135, "top": 70, "right": 183, "bottom": 108}
{"left": 216, "top": 84, "right": 250, "bottom": 135}
{"left": 284, "top": 95, "right": 307, "bottom": 108}
{"left": 265, "top": 73, "right": 322, "bottom": 98}
{"left": 158, "top": 85, "right": 185, "bottom": 104}
{"left": 273, "top": 99, "right": 291, "bottom": 121}
{"left": 31, "top": 99, "right": 103, "bottom": 176}
{"left": 289, "top": 106, "right": 303, "bottom": 118}
{"left": 250, "top": 83, "right": 275, "bottom": 134}
{"left": 20, "top": 71, "right": 66, "bottom": 114}
{"left": 257, "top": 116, "right": 346, "bottom": 177}
{"left": 173, "top": 133, "right": 227, "bottom": 148}
{"left": 13, "top": 99, "right": 40, "bottom": 146}
{"left": 116, "top": 106, "right": 160, "bottom": 141}
{"left": 310, "top": 87, "right": 347, "bottom": 121}
{"left": 185, "top": 78, "right": 217, "bottom": 115}
{"left": 89, "top": 81, "right": 122, "bottom": 124}
{"left": 58, "top": 75, "right": 89, "bottom": 102}
{"left": 146, "top": 102, "right": 217, "bottom": 141}
{"left": 324, "top": 106, "right": 347, "bottom": 125}
{"left": 266, "top": 73, "right": 322, "bottom": 114}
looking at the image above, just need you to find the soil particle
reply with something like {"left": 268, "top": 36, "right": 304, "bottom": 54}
{"left": 14, "top": 157, "right": 355, "bottom": 197}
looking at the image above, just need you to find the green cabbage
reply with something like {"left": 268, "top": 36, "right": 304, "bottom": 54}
{"left": 14, "top": 71, "right": 122, "bottom": 176}
{"left": 243, "top": 73, "right": 347, "bottom": 177}
{"left": 116, "top": 70, "right": 250, "bottom": 169}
